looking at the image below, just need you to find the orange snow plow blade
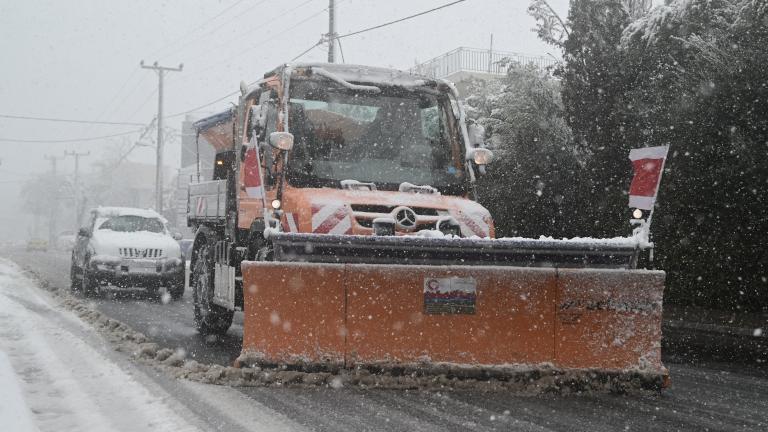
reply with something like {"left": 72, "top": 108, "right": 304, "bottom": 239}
{"left": 240, "top": 262, "right": 666, "bottom": 379}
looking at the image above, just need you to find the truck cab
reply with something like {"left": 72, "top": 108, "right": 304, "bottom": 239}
{"left": 187, "top": 63, "right": 494, "bottom": 333}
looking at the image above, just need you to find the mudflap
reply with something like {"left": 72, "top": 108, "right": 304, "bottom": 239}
{"left": 238, "top": 262, "right": 667, "bottom": 388}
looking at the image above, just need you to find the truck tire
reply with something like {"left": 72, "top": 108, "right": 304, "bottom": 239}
{"left": 192, "top": 239, "right": 233, "bottom": 335}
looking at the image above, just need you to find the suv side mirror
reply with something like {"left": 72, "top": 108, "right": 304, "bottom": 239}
{"left": 78, "top": 228, "right": 90, "bottom": 238}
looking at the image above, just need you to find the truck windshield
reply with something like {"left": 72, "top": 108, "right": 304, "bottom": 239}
{"left": 285, "top": 79, "right": 466, "bottom": 194}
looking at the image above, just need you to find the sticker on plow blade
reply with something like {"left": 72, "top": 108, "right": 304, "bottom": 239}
{"left": 423, "top": 277, "right": 477, "bottom": 314}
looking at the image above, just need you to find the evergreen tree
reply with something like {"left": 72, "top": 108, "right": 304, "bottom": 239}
{"left": 560, "top": 0, "right": 636, "bottom": 237}
{"left": 470, "top": 64, "right": 582, "bottom": 238}
{"left": 619, "top": 0, "right": 768, "bottom": 310}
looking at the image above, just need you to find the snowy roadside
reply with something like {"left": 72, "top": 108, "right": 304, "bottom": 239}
{"left": 0, "top": 258, "right": 203, "bottom": 432}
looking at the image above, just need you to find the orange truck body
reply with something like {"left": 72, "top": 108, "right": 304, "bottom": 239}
{"left": 188, "top": 63, "right": 666, "bottom": 385}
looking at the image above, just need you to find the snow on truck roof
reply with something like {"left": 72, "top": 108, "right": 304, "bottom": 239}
{"left": 92, "top": 206, "right": 165, "bottom": 221}
{"left": 285, "top": 63, "right": 440, "bottom": 88}
{"left": 195, "top": 63, "right": 444, "bottom": 134}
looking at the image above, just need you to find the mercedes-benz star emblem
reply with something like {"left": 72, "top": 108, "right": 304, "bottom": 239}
{"left": 394, "top": 207, "right": 417, "bottom": 229}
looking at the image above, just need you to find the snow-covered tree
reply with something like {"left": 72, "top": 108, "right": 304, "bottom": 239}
{"left": 617, "top": 0, "right": 768, "bottom": 310}
{"left": 559, "top": 0, "right": 635, "bottom": 238}
{"left": 468, "top": 64, "right": 583, "bottom": 238}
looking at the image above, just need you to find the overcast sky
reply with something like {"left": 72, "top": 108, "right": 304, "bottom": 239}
{"left": 0, "top": 0, "right": 569, "bottom": 239}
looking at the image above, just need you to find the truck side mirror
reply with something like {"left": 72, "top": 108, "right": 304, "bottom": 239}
{"left": 467, "top": 123, "right": 486, "bottom": 148}
{"left": 250, "top": 104, "right": 268, "bottom": 135}
{"left": 469, "top": 148, "right": 493, "bottom": 166}
{"left": 269, "top": 132, "right": 294, "bottom": 151}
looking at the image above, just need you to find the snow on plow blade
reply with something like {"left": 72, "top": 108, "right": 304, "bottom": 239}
{"left": 240, "top": 256, "right": 667, "bottom": 385}
{"left": 266, "top": 233, "right": 643, "bottom": 268}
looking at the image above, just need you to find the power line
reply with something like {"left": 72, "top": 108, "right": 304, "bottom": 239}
{"left": 0, "top": 129, "right": 145, "bottom": 144}
{"left": 168, "top": 0, "right": 272, "bottom": 58}
{"left": 166, "top": 89, "right": 242, "bottom": 119}
{"left": 146, "top": 0, "right": 249, "bottom": 60}
{"left": 292, "top": 41, "right": 324, "bottom": 61}
{"left": 0, "top": 113, "right": 145, "bottom": 126}
{"left": 168, "top": 4, "right": 329, "bottom": 85}
{"left": 125, "top": 88, "right": 159, "bottom": 122}
{"left": 335, "top": 0, "right": 467, "bottom": 40}
{"left": 163, "top": 1, "right": 344, "bottom": 120}
{"left": 88, "top": 66, "right": 142, "bottom": 130}
{"left": 207, "top": 0, "right": 317, "bottom": 56}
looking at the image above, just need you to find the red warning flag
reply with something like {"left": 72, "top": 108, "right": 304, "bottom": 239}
{"left": 628, "top": 146, "right": 669, "bottom": 210}
{"left": 243, "top": 146, "right": 264, "bottom": 199}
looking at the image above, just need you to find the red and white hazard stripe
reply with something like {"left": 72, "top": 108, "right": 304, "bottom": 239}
{"left": 454, "top": 211, "right": 490, "bottom": 238}
{"left": 282, "top": 212, "right": 299, "bottom": 233}
{"left": 243, "top": 146, "right": 264, "bottom": 199}
{"left": 311, "top": 203, "right": 352, "bottom": 235}
{"left": 195, "top": 197, "right": 207, "bottom": 216}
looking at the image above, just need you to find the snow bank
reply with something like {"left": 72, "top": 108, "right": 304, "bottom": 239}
{"left": 0, "top": 352, "right": 39, "bottom": 432}
{"left": 0, "top": 259, "right": 201, "bottom": 432}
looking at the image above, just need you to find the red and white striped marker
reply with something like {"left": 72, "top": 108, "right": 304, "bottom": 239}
{"left": 628, "top": 146, "right": 669, "bottom": 210}
{"left": 282, "top": 212, "right": 300, "bottom": 233}
{"left": 196, "top": 196, "right": 206, "bottom": 216}
{"left": 243, "top": 147, "right": 264, "bottom": 199}
{"left": 311, "top": 203, "right": 352, "bottom": 235}
{"left": 454, "top": 211, "right": 490, "bottom": 238}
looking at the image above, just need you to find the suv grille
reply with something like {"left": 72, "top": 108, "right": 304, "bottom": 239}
{"left": 119, "top": 248, "right": 163, "bottom": 258}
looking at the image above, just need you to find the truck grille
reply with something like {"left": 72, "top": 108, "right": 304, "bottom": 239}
{"left": 119, "top": 248, "right": 163, "bottom": 258}
{"left": 350, "top": 205, "right": 439, "bottom": 216}
{"left": 350, "top": 205, "right": 442, "bottom": 230}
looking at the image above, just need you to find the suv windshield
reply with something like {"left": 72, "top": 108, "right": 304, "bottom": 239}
{"left": 286, "top": 78, "right": 465, "bottom": 194}
{"left": 98, "top": 215, "right": 165, "bottom": 233}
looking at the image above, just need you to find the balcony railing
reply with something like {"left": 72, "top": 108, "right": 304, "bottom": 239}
{"left": 410, "top": 47, "right": 557, "bottom": 79}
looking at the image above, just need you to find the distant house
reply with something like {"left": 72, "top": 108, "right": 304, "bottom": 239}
{"left": 411, "top": 47, "right": 557, "bottom": 96}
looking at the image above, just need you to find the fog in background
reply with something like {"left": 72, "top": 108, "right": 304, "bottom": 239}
{"left": 0, "top": 0, "right": 568, "bottom": 241}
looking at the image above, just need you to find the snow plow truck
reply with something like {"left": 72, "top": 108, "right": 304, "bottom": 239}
{"left": 187, "top": 63, "right": 667, "bottom": 388}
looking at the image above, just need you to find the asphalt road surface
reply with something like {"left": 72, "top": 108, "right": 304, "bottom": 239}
{"left": 4, "top": 247, "right": 768, "bottom": 432}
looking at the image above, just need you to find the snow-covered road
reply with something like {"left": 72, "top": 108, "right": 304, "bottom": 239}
{"left": 0, "top": 259, "right": 203, "bottom": 431}
{"left": 3, "top": 249, "right": 768, "bottom": 432}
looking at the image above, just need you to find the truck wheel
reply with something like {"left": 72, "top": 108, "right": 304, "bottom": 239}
{"left": 192, "top": 240, "right": 233, "bottom": 335}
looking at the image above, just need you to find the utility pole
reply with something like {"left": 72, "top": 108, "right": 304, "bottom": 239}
{"left": 65, "top": 150, "right": 90, "bottom": 232}
{"left": 327, "top": 0, "right": 336, "bottom": 63}
{"left": 140, "top": 60, "right": 183, "bottom": 214}
{"left": 44, "top": 154, "right": 65, "bottom": 245}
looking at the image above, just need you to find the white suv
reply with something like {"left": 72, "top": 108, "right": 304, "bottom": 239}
{"left": 70, "top": 207, "right": 184, "bottom": 299}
